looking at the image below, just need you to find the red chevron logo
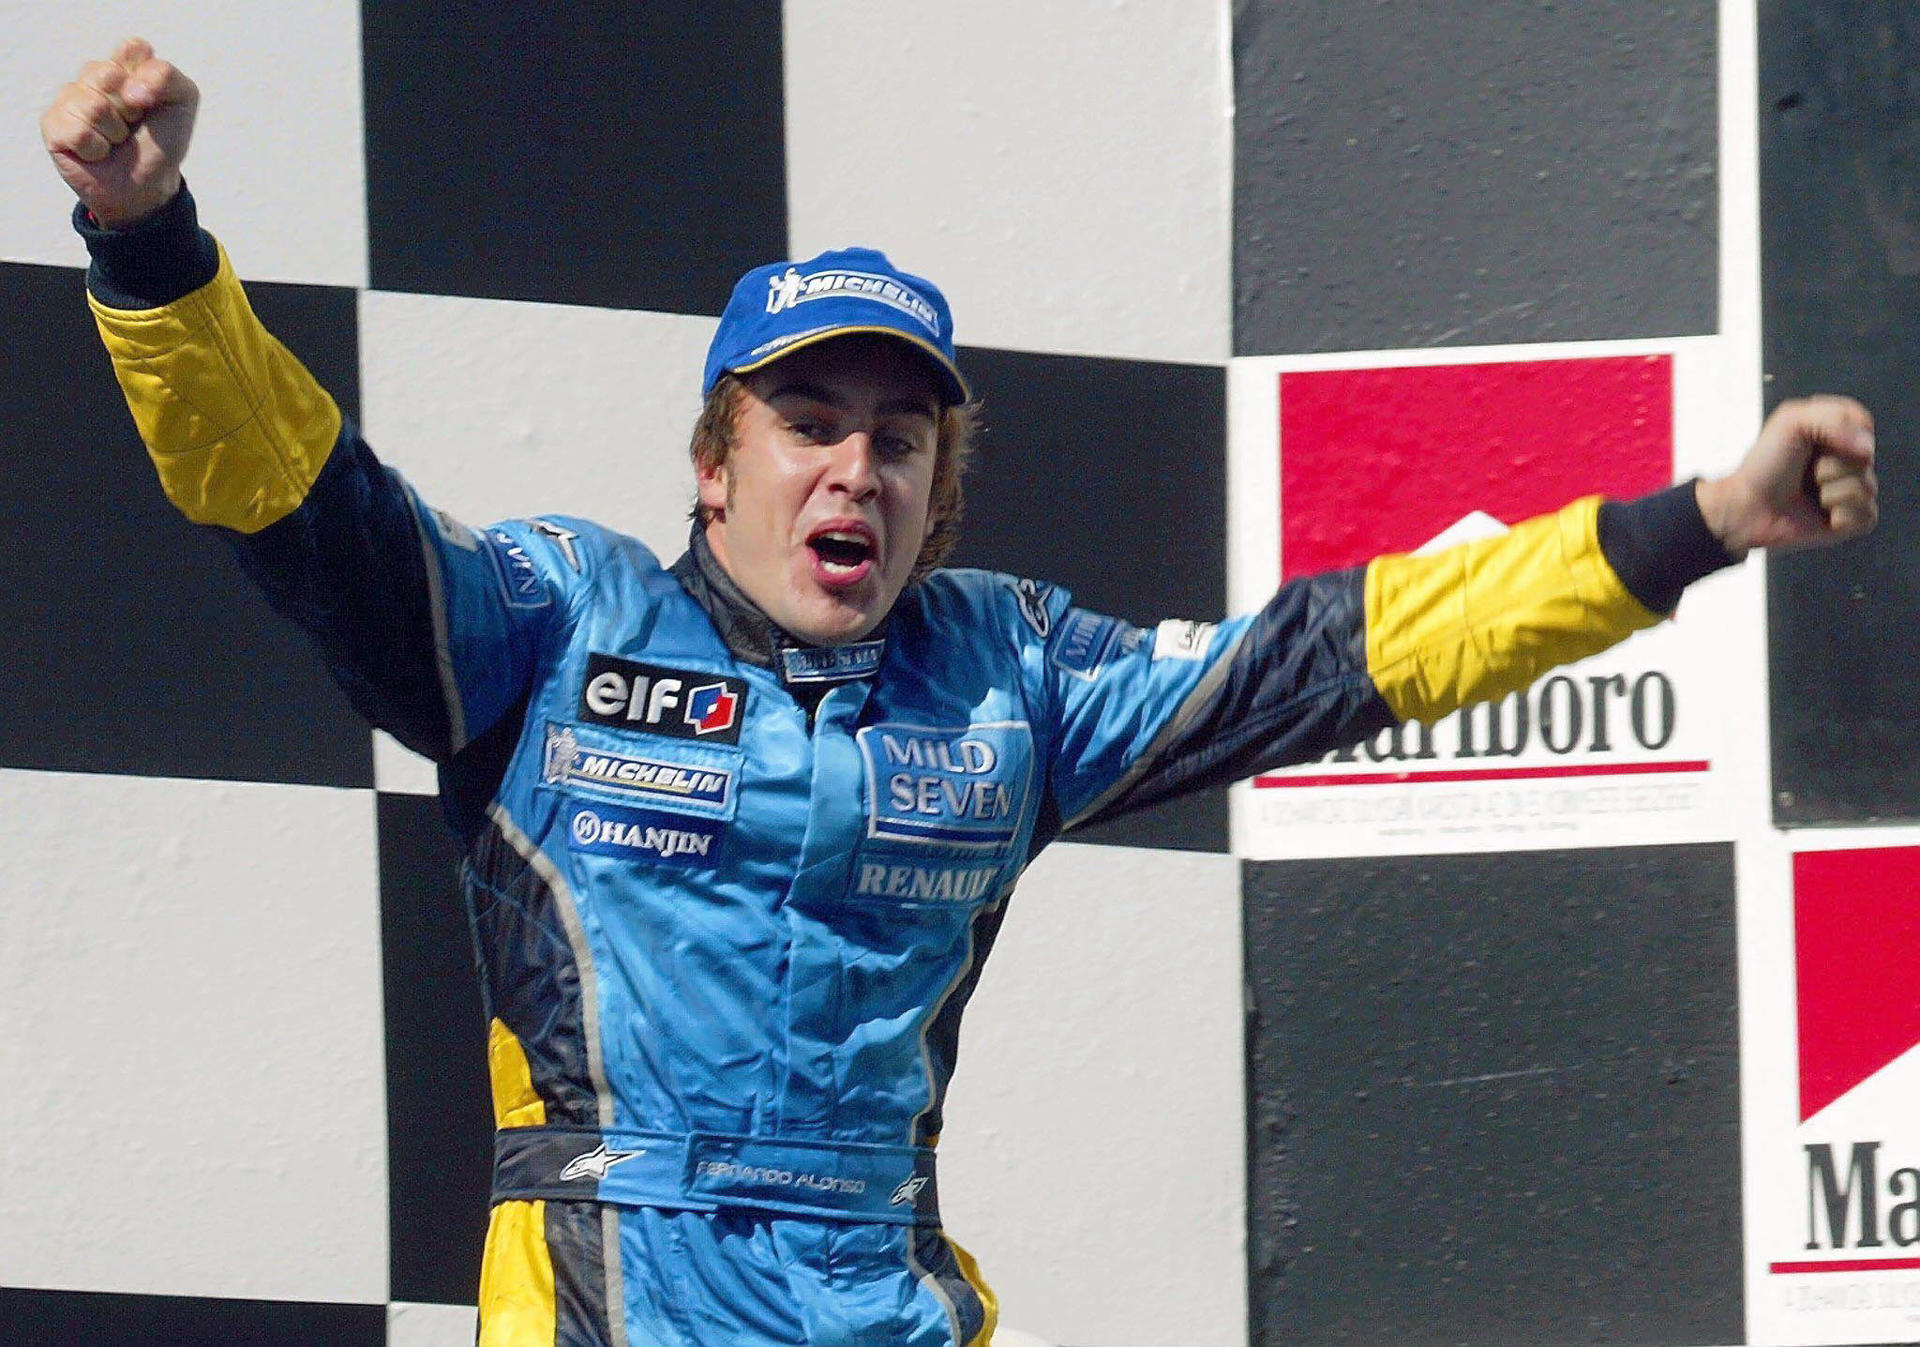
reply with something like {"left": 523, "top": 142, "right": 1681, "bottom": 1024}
{"left": 1794, "top": 846, "right": 1920, "bottom": 1121}
{"left": 1278, "top": 355, "right": 1674, "bottom": 580}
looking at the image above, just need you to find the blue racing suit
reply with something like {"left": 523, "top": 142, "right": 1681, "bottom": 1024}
{"left": 76, "top": 187, "right": 1732, "bottom": 1347}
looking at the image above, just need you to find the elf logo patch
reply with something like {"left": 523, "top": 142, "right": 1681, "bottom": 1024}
{"left": 579, "top": 654, "right": 746, "bottom": 745}
{"left": 1277, "top": 355, "right": 1674, "bottom": 579}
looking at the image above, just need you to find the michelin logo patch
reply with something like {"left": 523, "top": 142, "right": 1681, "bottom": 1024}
{"left": 857, "top": 721, "right": 1032, "bottom": 848}
{"left": 566, "top": 802, "right": 721, "bottom": 864}
{"left": 1050, "top": 609, "right": 1134, "bottom": 681}
{"left": 483, "top": 528, "right": 549, "bottom": 608}
{"left": 544, "top": 727, "right": 732, "bottom": 812}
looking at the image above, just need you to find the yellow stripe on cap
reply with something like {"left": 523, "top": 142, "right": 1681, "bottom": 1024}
{"left": 726, "top": 324, "right": 971, "bottom": 404}
{"left": 1364, "top": 496, "right": 1662, "bottom": 724}
{"left": 488, "top": 1018, "right": 548, "bottom": 1129}
{"left": 477, "top": 1200, "right": 557, "bottom": 1347}
{"left": 87, "top": 243, "right": 340, "bottom": 534}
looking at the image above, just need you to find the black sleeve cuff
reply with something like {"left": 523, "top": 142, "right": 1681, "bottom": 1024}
{"left": 73, "top": 183, "right": 220, "bottom": 310}
{"left": 1596, "top": 480, "right": 1739, "bottom": 616}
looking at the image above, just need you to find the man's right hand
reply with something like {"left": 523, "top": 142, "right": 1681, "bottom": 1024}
{"left": 41, "top": 38, "right": 198, "bottom": 230}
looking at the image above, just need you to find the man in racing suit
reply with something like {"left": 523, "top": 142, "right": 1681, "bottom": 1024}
{"left": 44, "top": 40, "right": 1879, "bottom": 1347}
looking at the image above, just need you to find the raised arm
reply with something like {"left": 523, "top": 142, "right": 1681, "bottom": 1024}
{"left": 1038, "top": 397, "right": 1878, "bottom": 834}
{"left": 42, "top": 41, "right": 571, "bottom": 779}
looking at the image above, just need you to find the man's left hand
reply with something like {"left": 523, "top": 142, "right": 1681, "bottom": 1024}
{"left": 1697, "top": 395, "right": 1879, "bottom": 557}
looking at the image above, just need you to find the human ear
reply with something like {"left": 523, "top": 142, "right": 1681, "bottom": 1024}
{"left": 696, "top": 458, "right": 731, "bottom": 517}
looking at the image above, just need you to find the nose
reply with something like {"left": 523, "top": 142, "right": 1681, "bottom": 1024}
{"left": 825, "top": 430, "right": 881, "bottom": 501}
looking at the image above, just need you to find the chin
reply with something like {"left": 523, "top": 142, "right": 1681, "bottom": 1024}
{"left": 815, "top": 609, "right": 883, "bottom": 645}
{"left": 784, "top": 598, "right": 879, "bottom": 646}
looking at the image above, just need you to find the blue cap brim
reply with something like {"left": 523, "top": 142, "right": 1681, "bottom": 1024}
{"left": 724, "top": 324, "right": 971, "bottom": 406}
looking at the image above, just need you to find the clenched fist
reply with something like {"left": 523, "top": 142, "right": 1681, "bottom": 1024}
{"left": 41, "top": 38, "right": 198, "bottom": 230}
{"left": 1697, "top": 395, "right": 1879, "bottom": 556}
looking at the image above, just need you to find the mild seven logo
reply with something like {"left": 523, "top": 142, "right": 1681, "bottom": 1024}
{"left": 858, "top": 722, "right": 1032, "bottom": 847}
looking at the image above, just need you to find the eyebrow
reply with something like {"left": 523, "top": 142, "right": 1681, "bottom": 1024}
{"left": 767, "top": 380, "right": 937, "bottom": 422}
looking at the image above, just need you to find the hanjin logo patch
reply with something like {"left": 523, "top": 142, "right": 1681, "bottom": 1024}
{"left": 579, "top": 655, "right": 746, "bottom": 745}
{"left": 566, "top": 803, "right": 721, "bottom": 864}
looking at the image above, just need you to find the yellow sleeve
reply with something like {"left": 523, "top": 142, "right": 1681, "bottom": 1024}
{"left": 1364, "top": 496, "right": 1663, "bottom": 724}
{"left": 87, "top": 243, "right": 340, "bottom": 534}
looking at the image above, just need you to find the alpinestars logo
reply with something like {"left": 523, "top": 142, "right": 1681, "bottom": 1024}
{"left": 559, "top": 1142, "right": 642, "bottom": 1183}
{"left": 528, "top": 518, "right": 581, "bottom": 572}
{"left": 890, "top": 1175, "right": 929, "bottom": 1206}
{"left": 1013, "top": 578, "right": 1053, "bottom": 639}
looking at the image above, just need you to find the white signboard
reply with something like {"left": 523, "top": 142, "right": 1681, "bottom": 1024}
{"left": 1743, "top": 830, "right": 1920, "bottom": 1346}
{"left": 1228, "top": 336, "right": 1764, "bottom": 859}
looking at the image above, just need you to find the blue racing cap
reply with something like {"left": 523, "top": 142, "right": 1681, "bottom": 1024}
{"left": 703, "top": 247, "right": 971, "bottom": 405}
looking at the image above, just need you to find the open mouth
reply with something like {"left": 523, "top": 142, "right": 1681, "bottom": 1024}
{"left": 807, "top": 527, "right": 877, "bottom": 584}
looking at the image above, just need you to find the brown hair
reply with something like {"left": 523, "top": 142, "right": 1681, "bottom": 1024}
{"left": 688, "top": 372, "right": 978, "bottom": 582}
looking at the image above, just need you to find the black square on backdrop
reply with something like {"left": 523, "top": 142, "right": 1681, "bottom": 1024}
{"left": 1233, "top": 1, "right": 1717, "bottom": 355}
{"left": 379, "top": 790, "right": 493, "bottom": 1305}
{"left": 0, "top": 1288, "right": 384, "bottom": 1347}
{"left": 1244, "top": 844, "right": 1742, "bottom": 1347}
{"left": 362, "top": 2, "right": 786, "bottom": 316}
{"left": 0, "top": 261, "right": 372, "bottom": 788}
{"left": 1762, "top": 2, "right": 1920, "bottom": 825}
{"left": 949, "top": 346, "right": 1229, "bottom": 852}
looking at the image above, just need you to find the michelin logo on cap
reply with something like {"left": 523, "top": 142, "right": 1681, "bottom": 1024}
{"left": 704, "top": 246, "right": 970, "bottom": 405}
{"left": 764, "top": 266, "right": 942, "bottom": 336}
